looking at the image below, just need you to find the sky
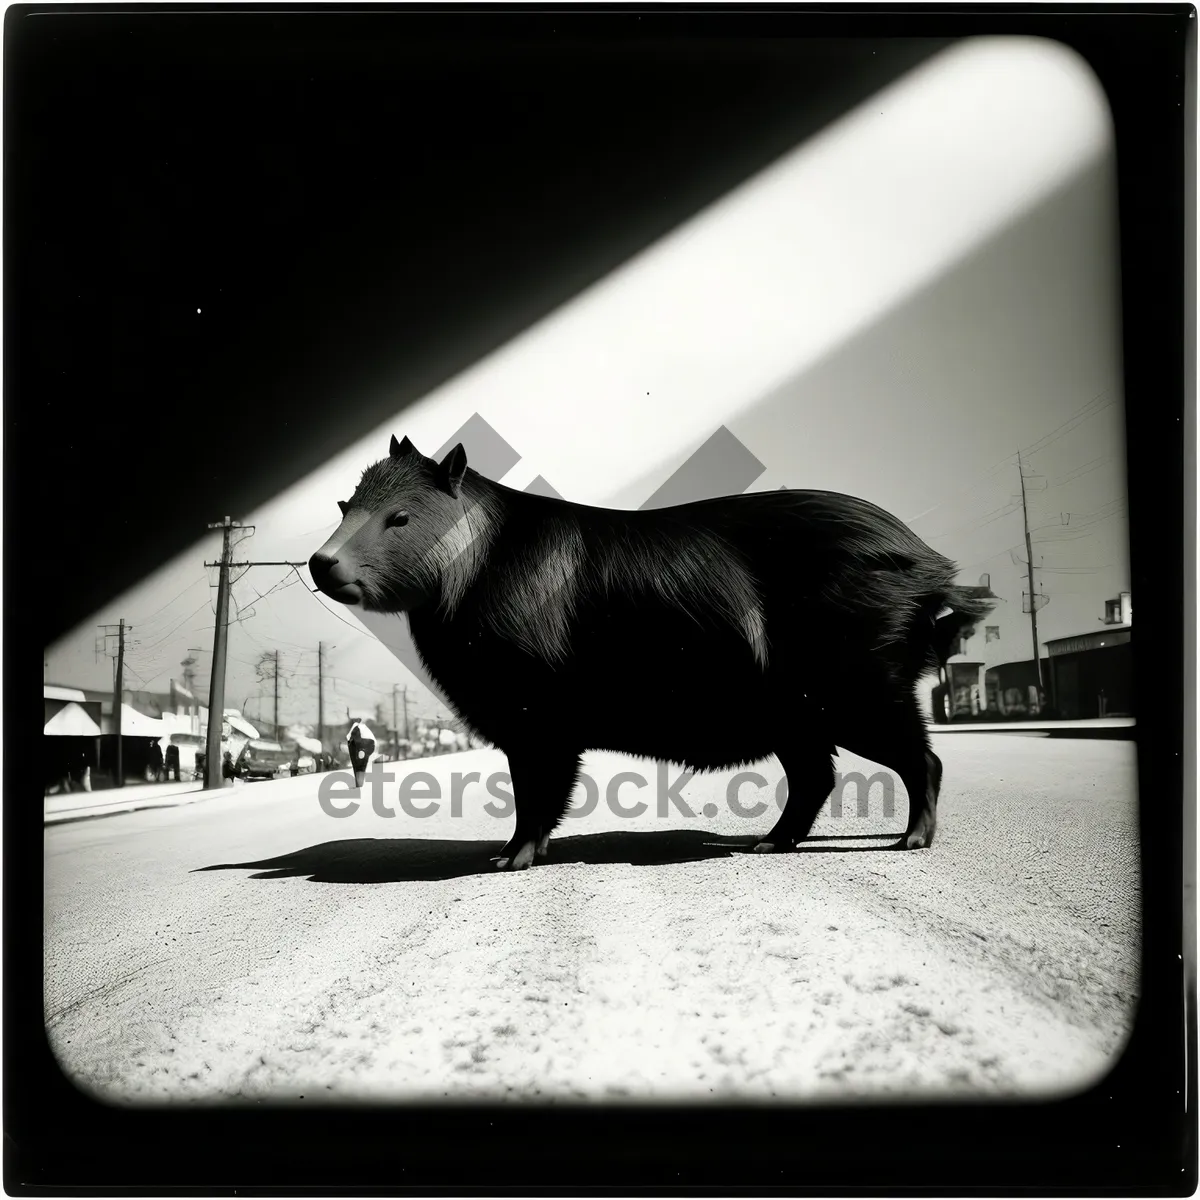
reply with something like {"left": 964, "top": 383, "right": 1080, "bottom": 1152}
{"left": 44, "top": 36, "right": 1127, "bottom": 730}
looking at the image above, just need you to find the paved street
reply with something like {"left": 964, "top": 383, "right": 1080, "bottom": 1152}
{"left": 45, "top": 734, "right": 1139, "bottom": 1105}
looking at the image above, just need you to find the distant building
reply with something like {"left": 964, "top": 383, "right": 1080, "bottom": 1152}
{"left": 170, "top": 679, "right": 202, "bottom": 732}
{"left": 43, "top": 685, "right": 104, "bottom": 792}
{"left": 930, "top": 588, "right": 1133, "bottom": 722}
{"left": 72, "top": 685, "right": 175, "bottom": 721}
{"left": 1103, "top": 591, "right": 1133, "bottom": 628}
{"left": 1044, "top": 622, "right": 1132, "bottom": 719}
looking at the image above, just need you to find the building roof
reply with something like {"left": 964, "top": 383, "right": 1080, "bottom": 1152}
{"left": 1045, "top": 626, "right": 1131, "bottom": 656}
{"left": 44, "top": 702, "right": 102, "bottom": 737}
{"left": 103, "top": 704, "right": 168, "bottom": 738}
{"left": 44, "top": 685, "right": 87, "bottom": 702}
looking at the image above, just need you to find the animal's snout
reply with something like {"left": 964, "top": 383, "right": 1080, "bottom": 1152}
{"left": 309, "top": 551, "right": 363, "bottom": 604}
{"left": 309, "top": 550, "right": 349, "bottom": 585}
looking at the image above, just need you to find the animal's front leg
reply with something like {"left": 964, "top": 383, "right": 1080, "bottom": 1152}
{"left": 752, "top": 743, "right": 836, "bottom": 853}
{"left": 493, "top": 747, "right": 582, "bottom": 872}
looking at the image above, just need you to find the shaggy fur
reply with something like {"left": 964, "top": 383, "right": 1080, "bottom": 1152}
{"left": 310, "top": 435, "right": 996, "bottom": 871}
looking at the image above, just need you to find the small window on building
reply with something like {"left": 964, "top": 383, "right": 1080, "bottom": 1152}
{"left": 985, "top": 626, "right": 1000, "bottom": 643}
{"left": 1105, "top": 599, "right": 1122, "bottom": 625}
{"left": 952, "top": 633, "right": 969, "bottom": 657}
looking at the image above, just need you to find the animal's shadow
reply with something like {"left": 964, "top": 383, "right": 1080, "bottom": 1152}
{"left": 197, "top": 830, "right": 903, "bottom": 884}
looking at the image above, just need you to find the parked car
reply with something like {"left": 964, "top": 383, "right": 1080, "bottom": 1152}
{"left": 239, "top": 739, "right": 293, "bottom": 781}
{"left": 281, "top": 742, "right": 317, "bottom": 776}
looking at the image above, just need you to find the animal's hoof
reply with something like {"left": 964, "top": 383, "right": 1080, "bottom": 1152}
{"left": 495, "top": 841, "right": 538, "bottom": 871}
{"left": 902, "top": 828, "right": 935, "bottom": 850}
{"left": 535, "top": 834, "right": 551, "bottom": 860}
{"left": 494, "top": 857, "right": 530, "bottom": 871}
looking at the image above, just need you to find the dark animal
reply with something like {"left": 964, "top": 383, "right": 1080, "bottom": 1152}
{"left": 310, "top": 435, "right": 995, "bottom": 871}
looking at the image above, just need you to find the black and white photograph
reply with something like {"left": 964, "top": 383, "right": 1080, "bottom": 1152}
{"left": 7, "top": 4, "right": 1193, "bottom": 1193}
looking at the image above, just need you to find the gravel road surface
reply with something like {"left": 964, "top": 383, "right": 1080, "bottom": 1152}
{"left": 44, "top": 734, "right": 1139, "bottom": 1105}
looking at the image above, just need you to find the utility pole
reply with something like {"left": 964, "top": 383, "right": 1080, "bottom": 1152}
{"left": 393, "top": 685, "right": 410, "bottom": 753}
{"left": 115, "top": 619, "right": 125, "bottom": 786}
{"left": 317, "top": 641, "right": 325, "bottom": 754}
{"left": 98, "top": 621, "right": 130, "bottom": 787}
{"left": 197, "top": 551, "right": 306, "bottom": 767}
{"left": 273, "top": 650, "right": 280, "bottom": 740}
{"left": 113, "top": 619, "right": 126, "bottom": 787}
{"left": 1017, "top": 453, "right": 1045, "bottom": 701}
{"left": 203, "top": 517, "right": 239, "bottom": 790}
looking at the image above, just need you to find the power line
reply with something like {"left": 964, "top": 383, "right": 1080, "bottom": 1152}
{"left": 1050, "top": 453, "right": 1116, "bottom": 488}
{"left": 1033, "top": 504, "right": 1127, "bottom": 543}
{"left": 130, "top": 575, "right": 209, "bottom": 636}
{"left": 906, "top": 457, "right": 1019, "bottom": 526}
{"left": 922, "top": 499, "right": 1022, "bottom": 543}
{"left": 1066, "top": 495, "right": 1128, "bottom": 523}
{"left": 252, "top": 568, "right": 302, "bottom": 604}
{"left": 299, "top": 570, "right": 375, "bottom": 634}
{"left": 906, "top": 388, "right": 1116, "bottom": 530}
{"left": 125, "top": 599, "right": 212, "bottom": 659}
{"left": 1022, "top": 391, "right": 1116, "bottom": 459}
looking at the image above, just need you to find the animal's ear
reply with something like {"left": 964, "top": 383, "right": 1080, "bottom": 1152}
{"left": 390, "top": 435, "right": 419, "bottom": 459}
{"left": 337, "top": 500, "right": 349, "bottom": 516}
{"left": 436, "top": 443, "right": 469, "bottom": 498}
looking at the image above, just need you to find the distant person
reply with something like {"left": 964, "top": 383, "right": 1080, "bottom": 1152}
{"left": 164, "top": 742, "right": 181, "bottom": 782}
{"left": 74, "top": 747, "right": 92, "bottom": 792}
{"left": 346, "top": 718, "right": 376, "bottom": 789}
{"left": 148, "top": 739, "right": 164, "bottom": 783}
{"left": 222, "top": 750, "right": 237, "bottom": 784}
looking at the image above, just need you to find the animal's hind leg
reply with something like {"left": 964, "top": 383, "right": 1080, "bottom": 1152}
{"left": 494, "top": 748, "right": 581, "bottom": 871}
{"left": 907, "top": 747, "right": 943, "bottom": 850}
{"left": 837, "top": 700, "right": 942, "bottom": 850}
{"left": 752, "top": 745, "right": 837, "bottom": 853}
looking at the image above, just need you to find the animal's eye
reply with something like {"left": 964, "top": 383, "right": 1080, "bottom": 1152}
{"left": 387, "top": 510, "right": 410, "bottom": 528}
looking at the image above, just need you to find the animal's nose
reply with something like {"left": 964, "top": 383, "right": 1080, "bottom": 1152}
{"left": 309, "top": 552, "right": 355, "bottom": 588}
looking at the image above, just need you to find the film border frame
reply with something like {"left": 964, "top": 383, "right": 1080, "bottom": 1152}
{"left": 5, "top": 4, "right": 1194, "bottom": 1193}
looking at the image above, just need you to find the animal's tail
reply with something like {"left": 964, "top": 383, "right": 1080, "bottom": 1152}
{"left": 930, "top": 585, "right": 998, "bottom": 670}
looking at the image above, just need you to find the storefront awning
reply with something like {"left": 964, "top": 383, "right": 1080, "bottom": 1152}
{"left": 44, "top": 702, "right": 102, "bottom": 737}
{"left": 225, "top": 712, "right": 259, "bottom": 739}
